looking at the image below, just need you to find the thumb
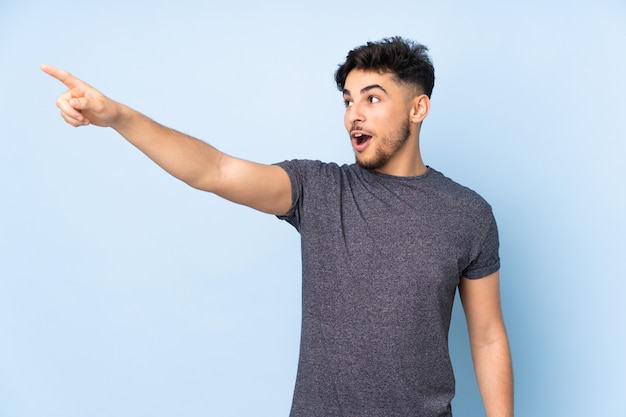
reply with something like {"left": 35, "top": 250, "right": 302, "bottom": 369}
{"left": 70, "top": 96, "right": 91, "bottom": 111}
{"left": 67, "top": 89, "right": 116, "bottom": 127}
{"left": 70, "top": 91, "right": 106, "bottom": 114}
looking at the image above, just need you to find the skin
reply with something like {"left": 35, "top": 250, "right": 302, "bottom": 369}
{"left": 42, "top": 63, "right": 513, "bottom": 416}
{"left": 342, "top": 69, "right": 430, "bottom": 176}
{"left": 460, "top": 271, "right": 514, "bottom": 417}
{"left": 40, "top": 64, "right": 292, "bottom": 216}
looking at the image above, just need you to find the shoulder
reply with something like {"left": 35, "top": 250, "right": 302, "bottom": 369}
{"left": 426, "top": 168, "right": 494, "bottom": 217}
{"left": 275, "top": 159, "right": 347, "bottom": 172}
{"left": 275, "top": 159, "right": 356, "bottom": 182}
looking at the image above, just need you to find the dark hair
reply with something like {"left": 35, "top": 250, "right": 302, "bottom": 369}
{"left": 334, "top": 36, "right": 435, "bottom": 98}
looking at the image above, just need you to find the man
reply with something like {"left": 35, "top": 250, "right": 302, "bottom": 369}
{"left": 43, "top": 37, "right": 513, "bottom": 417}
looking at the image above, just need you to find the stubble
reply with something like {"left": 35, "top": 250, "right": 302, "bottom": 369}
{"left": 355, "top": 119, "right": 412, "bottom": 171}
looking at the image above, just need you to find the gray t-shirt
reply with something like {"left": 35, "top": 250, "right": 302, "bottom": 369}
{"left": 277, "top": 160, "right": 500, "bottom": 417}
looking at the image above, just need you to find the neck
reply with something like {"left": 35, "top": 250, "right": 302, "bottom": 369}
{"left": 375, "top": 133, "right": 427, "bottom": 177}
{"left": 374, "top": 158, "right": 426, "bottom": 177}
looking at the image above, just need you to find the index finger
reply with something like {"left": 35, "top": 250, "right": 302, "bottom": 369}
{"left": 40, "top": 64, "right": 82, "bottom": 89}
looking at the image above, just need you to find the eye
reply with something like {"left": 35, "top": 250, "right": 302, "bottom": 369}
{"left": 344, "top": 98, "right": 353, "bottom": 108}
{"left": 368, "top": 95, "right": 380, "bottom": 104}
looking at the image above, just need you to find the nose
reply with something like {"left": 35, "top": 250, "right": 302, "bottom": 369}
{"left": 346, "top": 102, "right": 365, "bottom": 126}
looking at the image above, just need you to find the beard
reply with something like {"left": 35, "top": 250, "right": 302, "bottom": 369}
{"left": 355, "top": 119, "right": 412, "bottom": 171}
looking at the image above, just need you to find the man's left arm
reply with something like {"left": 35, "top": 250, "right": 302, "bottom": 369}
{"left": 459, "top": 271, "right": 514, "bottom": 417}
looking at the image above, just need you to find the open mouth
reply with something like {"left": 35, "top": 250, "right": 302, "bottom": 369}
{"left": 354, "top": 133, "right": 372, "bottom": 146}
{"left": 351, "top": 129, "right": 373, "bottom": 151}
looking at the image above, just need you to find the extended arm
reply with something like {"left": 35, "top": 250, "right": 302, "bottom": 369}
{"left": 41, "top": 65, "right": 292, "bottom": 215}
{"left": 459, "top": 271, "right": 514, "bottom": 417}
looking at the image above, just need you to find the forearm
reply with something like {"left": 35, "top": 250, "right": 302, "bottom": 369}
{"left": 43, "top": 65, "right": 293, "bottom": 214}
{"left": 471, "top": 334, "right": 514, "bottom": 417}
{"left": 111, "top": 104, "right": 223, "bottom": 190}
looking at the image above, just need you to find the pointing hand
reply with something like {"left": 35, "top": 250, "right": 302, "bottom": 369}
{"left": 41, "top": 65, "right": 121, "bottom": 128}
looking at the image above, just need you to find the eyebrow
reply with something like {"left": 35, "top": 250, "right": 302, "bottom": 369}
{"left": 342, "top": 84, "right": 388, "bottom": 96}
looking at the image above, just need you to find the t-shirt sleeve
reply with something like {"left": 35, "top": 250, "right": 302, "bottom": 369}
{"left": 273, "top": 159, "right": 306, "bottom": 231}
{"left": 461, "top": 205, "right": 501, "bottom": 279}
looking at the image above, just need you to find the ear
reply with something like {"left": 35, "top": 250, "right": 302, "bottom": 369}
{"left": 409, "top": 94, "right": 430, "bottom": 124}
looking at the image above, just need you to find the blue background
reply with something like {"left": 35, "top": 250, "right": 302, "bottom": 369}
{"left": 1, "top": 1, "right": 624, "bottom": 416}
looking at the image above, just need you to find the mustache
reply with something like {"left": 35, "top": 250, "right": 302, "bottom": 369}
{"left": 350, "top": 124, "right": 372, "bottom": 135}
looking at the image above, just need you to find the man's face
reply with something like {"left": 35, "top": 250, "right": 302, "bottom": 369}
{"left": 342, "top": 70, "right": 414, "bottom": 171}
